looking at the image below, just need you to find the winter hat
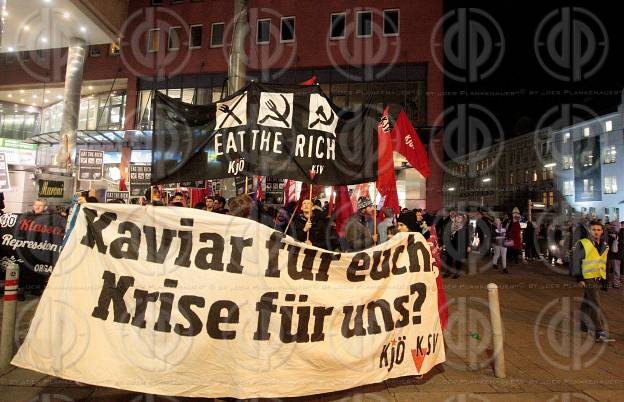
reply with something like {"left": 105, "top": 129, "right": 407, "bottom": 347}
{"left": 397, "top": 211, "right": 418, "bottom": 231}
{"left": 357, "top": 196, "right": 373, "bottom": 210}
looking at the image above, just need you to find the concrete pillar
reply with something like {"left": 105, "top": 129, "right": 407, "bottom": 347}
{"left": 228, "top": 0, "right": 249, "bottom": 94}
{"left": 56, "top": 37, "right": 87, "bottom": 169}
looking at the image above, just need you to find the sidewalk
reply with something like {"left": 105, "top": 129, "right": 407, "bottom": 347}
{"left": 1, "top": 256, "right": 623, "bottom": 401}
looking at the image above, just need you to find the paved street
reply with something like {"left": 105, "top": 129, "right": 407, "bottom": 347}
{"left": 1, "top": 256, "right": 623, "bottom": 401}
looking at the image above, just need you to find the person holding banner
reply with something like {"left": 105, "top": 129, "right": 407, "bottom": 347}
{"left": 292, "top": 199, "right": 328, "bottom": 248}
{"left": 344, "top": 196, "right": 378, "bottom": 251}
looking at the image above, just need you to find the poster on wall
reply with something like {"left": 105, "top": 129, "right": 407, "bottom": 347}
{"left": 78, "top": 149, "right": 104, "bottom": 181}
{"left": 128, "top": 164, "right": 152, "bottom": 197}
{"left": 0, "top": 153, "right": 10, "bottom": 190}
{"left": 105, "top": 191, "right": 130, "bottom": 203}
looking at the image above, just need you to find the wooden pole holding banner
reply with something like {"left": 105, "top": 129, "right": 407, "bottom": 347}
{"left": 306, "top": 184, "right": 313, "bottom": 242}
{"left": 372, "top": 185, "right": 377, "bottom": 245}
{"left": 245, "top": 176, "right": 249, "bottom": 194}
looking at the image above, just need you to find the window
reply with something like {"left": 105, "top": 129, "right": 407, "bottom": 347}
{"left": 583, "top": 127, "right": 590, "bottom": 137}
{"left": 147, "top": 29, "right": 160, "bottom": 52}
{"left": 210, "top": 23, "right": 224, "bottom": 47}
{"left": 562, "top": 155, "right": 573, "bottom": 170}
{"left": 524, "top": 170, "right": 529, "bottom": 183}
{"left": 330, "top": 13, "right": 346, "bottom": 39}
{"left": 563, "top": 180, "right": 573, "bottom": 196}
{"left": 110, "top": 39, "right": 120, "bottom": 55}
{"left": 603, "top": 145, "right": 616, "bottom": 164}
{"left": 509, "top": 172, "right": 513, "bottom": 185}
{"left": 357, "top": 11, "right": 372, "bottom": 37}
{"left": 168, "top": 27, "right": 181, "bottom": 51}
{"left": 582, "top": 150, "right": 594, "bottom": 167}
{"left": 605, "top": 120, "right": 613, "bottom": 132}
{"left": 171, "top": 0, "right": 183, "bottom": 3}
{"left": 189, "top": 25, "right": 203, "bottom": 48}
{"left": 583, "top": 178, "right": 594, "bottom": 194}
{"left": 383, "top": 9, "right": 399, "bottom": 36}
{"left": 563, "top": 132, "right": 570, "bottom": 143}
{"left": 281, "top": 17, "right": 295, "bottom": 42}
{"left": 532, "top": 170, "right": 538, "bottom": 182}
{"left": 151, "top": 0, "right": 163, "bottom": 5}
{"left": 257, "top": 19, "right": 270, "bottom": 44}
{"left": 89, "top": 46, "right": 101, "bottom": 57}
{"left": 614, "top": 208, "right": 620, "bottom": 220}
{"left": 604, "top": 176, "right": 618, "bottom": 194}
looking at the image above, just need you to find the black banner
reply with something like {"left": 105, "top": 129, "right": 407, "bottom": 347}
{"left": 574, "top": 137, "right": 602, "bottom": 202}
{"left": 0, "top": 212, "right": 67, "bottom": 288}
{"left": 152, "top": 82, "right": 377, "bottom": 185}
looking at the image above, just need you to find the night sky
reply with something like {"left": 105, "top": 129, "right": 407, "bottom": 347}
{"left": 442, "top": 1, "right": 623, "bottom": 153}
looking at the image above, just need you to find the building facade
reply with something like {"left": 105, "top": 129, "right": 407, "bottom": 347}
{"left": 0, "top": 0, "right": 445, "bottom": 212}
{"left": 444, "top": 107, "right": 624, "bottom": 222}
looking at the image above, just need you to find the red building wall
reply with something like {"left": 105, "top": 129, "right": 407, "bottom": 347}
{"left": 0, "top": 0, "right": 445, "bottom": 210}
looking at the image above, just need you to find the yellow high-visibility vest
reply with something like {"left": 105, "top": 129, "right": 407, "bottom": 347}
{"left": 579, "top": 238, "right": 608, "bottom": 280}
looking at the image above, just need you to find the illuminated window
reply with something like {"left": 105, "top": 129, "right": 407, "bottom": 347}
{"left": 603, "top": 146, "right": 616, "bottom": 164}
{"left": 604, "top": 176, "right": 618, "bottom": 194}
{"left": 605, "top": 120, "right": 613, "bottom": 132}
{"left": 147, "top": 29, "right": 160, "bottom": 52}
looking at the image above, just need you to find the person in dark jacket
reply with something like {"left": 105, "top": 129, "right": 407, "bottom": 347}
{"left": 344, "top": 196, "right": 377, "bottom": 251}
{"left": 292, "top": 199, "right": 329, "bottom": 248}
{"left": 523, "top": 221, "right": 537, "bottom": 260}
{"left": 414, "top": 209, "right": 431, "bottom": 239}
{"left": 444, "top": 214, "right": 472, "bottom": 279}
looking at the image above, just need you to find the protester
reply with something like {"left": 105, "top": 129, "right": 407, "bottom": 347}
{"left": 205, "top": 196, "right": 215, "bottom": 212}
{"left": 193, "top": 201, "right": 207, "bottom": 210}
{"left": 571, "top": 220, "right": 613, "bottom": 342}
{"left": 292, "top": 199, "right": 328, "bottom": 247}
{"left": 523, "top": 221, "right": 537, "bottom": 260}
{"left": 227, "top": 194, "right": 252, "bottom": 218}
{"left": 32, "top": 199, "right": 48, "bottom": 215}
{"left": 397, "top": 211, "right": 418, "bottom": 232}
{"left": 474, "top": 209, "right": 492, "bottom": 258}
{"left": 415, "top": 208, "right": 430, "bottom": 239}
{"left": 386, "top": 225, "right": 398, "bottom": 240}
{"left": 492, "top": 217, "right": 508, "bottom": 273}
{"left": 213, "top": 195, "right": 228, "bottom": 214}
{"left": 606, "top": 221, "right": 621, "bottom": 289}
{"left": 507, "top": 208, "right": 523, "bottom": 264}
{"left": 446, "top": 214, "right": 471, "bottom": 279}
{"left": 344, "top": 196, "right": 377, "bottom": 251}
{"left": 377, "top": 207, "right": 395, "bottom": 243}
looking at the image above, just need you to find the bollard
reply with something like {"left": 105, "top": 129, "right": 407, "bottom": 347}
{"left": 0, "top": 262, "right": 19, "bottom": 371}
{"left": 487, "top": 283, "right": 506, "bottom": 378}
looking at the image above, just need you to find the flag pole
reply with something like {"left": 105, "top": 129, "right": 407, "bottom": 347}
{"left": 284, "top": 204, "right": 297, "bottom": 235}
{"left": 306, "top": 184, "right": 313, "bottom": 242}
{"left": 245, "top": 176, "right": 249, "bottom": 194}
{"left": 373, "top": 184, "right": 377, "bottom": 245}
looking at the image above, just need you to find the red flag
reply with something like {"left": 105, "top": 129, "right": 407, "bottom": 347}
{"left": 283, "top": 179, "right": 296, "bottom": 205}
{"left": 391, "top": 109, "right": 430, "bottom": 178}
{"left": 300, "top": 75, "right": 317, "bottom": 85}
{"left": 334, "top": 185, "right": 353, "bottom": 237}
{"left": 118, "top": 178, "right": 128, "bottom": 191}
{"left": 376, "top": 108, "right": 401, "bottom": 214}
{"left": 255, "top": 176, "right": 264, "bottom": 201}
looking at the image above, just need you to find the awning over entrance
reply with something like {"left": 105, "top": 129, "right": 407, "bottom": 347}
{"left": 24, "top": 130, "right": 152, "bottom": 148}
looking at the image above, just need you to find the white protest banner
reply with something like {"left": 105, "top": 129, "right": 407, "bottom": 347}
{"left": 12, "top": 204, "right": 445, "bottom": 398}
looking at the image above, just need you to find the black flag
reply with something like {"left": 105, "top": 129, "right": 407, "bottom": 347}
{"left": 152, "top": 82, "right": 377, "bottom": 185}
